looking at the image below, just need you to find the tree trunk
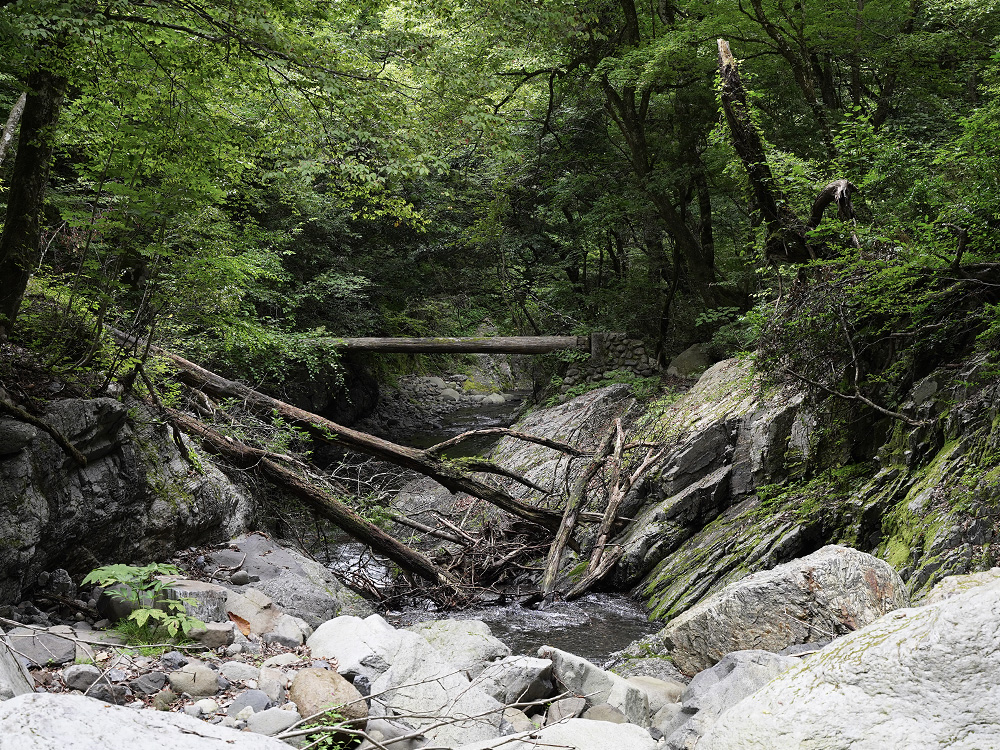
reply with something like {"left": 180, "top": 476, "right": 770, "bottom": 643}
{"left": 107, "top": 330, "right": 580, "bottom": 532}
{"left": 717, "top": 40, "right": 810, "bottom": 264}
{"left": 0, "top": 92, "right": 27, "bottom": 169}
{"left": 165, "top": 408, "right": 457, "bottom": 587}
{"left": 320, "top": 336, "right": 589, "bottom": 354}
{"left": 0, "top": 71, "right": 65, "bottom": 339}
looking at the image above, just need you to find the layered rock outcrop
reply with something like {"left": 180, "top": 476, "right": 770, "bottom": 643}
{"left": 0, "top": 398, "right": 254, "bottom": 603}
{"left": 699, "top": 576, "right": 1000, "bottom": 750}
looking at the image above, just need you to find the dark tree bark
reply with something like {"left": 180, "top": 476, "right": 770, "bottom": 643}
{"left": 0, "top": 70, "right": 65, "bottom": 339}
{"left": 718, "top": 40, "right": 859, "bottom": 264}
{"left": 718, "top": 40, "right": 811, "bottom": 263}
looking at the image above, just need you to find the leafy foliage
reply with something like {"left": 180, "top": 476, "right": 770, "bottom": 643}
{"left": 83, "top": 563, "right": 205, "bottom": 641}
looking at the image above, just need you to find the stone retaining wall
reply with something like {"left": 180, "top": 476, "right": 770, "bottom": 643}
{"left": 557, "top": 333, "right": 659, "bottom": 397}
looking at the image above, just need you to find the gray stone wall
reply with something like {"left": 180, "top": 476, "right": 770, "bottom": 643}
{"left": 556, "top": 333, "right": 658, "bottom": 398}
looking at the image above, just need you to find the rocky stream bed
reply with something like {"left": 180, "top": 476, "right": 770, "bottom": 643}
{"left": 3, "top": 349, "right": 1000, "bottom": 748}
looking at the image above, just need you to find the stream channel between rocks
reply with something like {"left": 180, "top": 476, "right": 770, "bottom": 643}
{"left": 327, "top": 390, "right": 659, "bottom": 666}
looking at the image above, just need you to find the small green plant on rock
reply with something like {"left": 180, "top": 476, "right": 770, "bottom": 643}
{"left": 82, "top": 562, "right": 205, "bottom": 642}
{"left": 292, "top": 710, "right": 351, "bottom": 750}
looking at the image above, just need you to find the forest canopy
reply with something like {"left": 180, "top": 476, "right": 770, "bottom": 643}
{"left": 0, "top": 0, "right": 998, "bottom": 400}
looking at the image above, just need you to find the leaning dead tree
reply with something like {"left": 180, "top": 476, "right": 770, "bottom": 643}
{"left": 718, "top": 39, "right": 858, "bottom": 262}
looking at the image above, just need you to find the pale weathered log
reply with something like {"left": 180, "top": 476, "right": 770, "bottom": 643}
{"left": 540, "top": 424, "right": 617, "bottom": 599}
{"left": 319, "top": 335, "right": 589, "bottom": 354}
{"left": 0, "top": 93, "right": 27, "bottom": 169}
{"left": 587, "top": 439, "right": 667, "bottom": 576}
{"left": 166, "top": 408, "right": 457, "bottom": 587}
{"left": 426, "top": 428, "right": 591, "bottom": 458}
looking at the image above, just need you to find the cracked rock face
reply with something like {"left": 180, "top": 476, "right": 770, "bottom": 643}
{"left": 0, "top": 399, "right": 254, "bottom": 604}
{"left": 642, "top": 545, "right": 908, "bottom": 675}
{"left": 699, "top": 576, "right": 1000, "bottom": 750}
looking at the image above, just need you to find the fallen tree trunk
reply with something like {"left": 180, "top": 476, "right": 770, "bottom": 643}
{"left": 319, "top": 335, "right": 589, "bottom": 354}
{"left": 540, "top": 424, "right": 617, "bottom": 600}
{"left": 166, "top": 408, "right": 458, "bottom": 588}
{"left": 107, "top": 329, "right": 575, "bottom": 533}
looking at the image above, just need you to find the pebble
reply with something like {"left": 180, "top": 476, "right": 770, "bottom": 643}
{"left": 62, "top": 664, "right": 100, "bottom": 692}
{"left": 246, "top": 706, "right": 301, "bottom": 736}
{"left": 220, "top": 661, "right": 259, "bottom": 683}
{"left": 130, "top": 672, "right": 166, "bottom": 695}
{"left": 152, "top": 688, "right": 177, "bottom": 711}
{"left": 168, "top": 662, "right": 219, "bottom": 697}
{"left": 230, "top": 570, "right": 251, "bottom": 585}
{"left": 228, "top": 689, "right": 272, "bottom": 716}
{"left": 160, "top": 651, "right": 188, "bottom": 671}
{"left": 194, "top": 698, "right": 219, "bottom": 716}
{"left": 261, "top": 653, "right": 300, "bottom": 668}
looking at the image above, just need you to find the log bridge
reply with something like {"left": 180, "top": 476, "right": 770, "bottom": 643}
{"left": 321, "top": 333, "right": 617, "bottom": 363}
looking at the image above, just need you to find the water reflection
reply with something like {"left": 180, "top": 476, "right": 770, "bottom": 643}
{"left": 386, "top": 593, "right": 657, "bottom": 667}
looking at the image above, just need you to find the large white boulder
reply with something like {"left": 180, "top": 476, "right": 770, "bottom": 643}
{"left": 406, "top": 619, "right": 510, "bottom": 678}
{"left": 307, "top": 614, "right": 411, "bottom": 681}
{"left": 371, "top": 628, "right": 505, "bottom": 747}
{"left": 0, "top": 693, "right": 289, "bottom": 749}
{"left": 699, "top": 577, "right": 1000, "bottom": 750}
{"left": 652, "top": 545, "right": 907, "bottom": 674}
{"left": 538, "top": 645, "right": 649, "bottom": 726}
{"left": 455, "top": 718, "right": 658, "bottom": 750}
{"left": 472, "top": 655, "right": 553, "bottom": 704}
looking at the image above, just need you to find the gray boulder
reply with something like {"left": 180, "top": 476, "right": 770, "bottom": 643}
{"left": 0, "top": 633, "right": 32, "bottom": 700}
{"left": 204, "top": 533, "right": 347, "bottom": 628}
{"left": 168, "top": 661, "right": 220, "bottom": 697}
{"left": 0, "top": 420, "right": 35, "bottom": 456}
{"left": 0, "top": 398, "right": 254, "bottom": 604}
{"left": 456, "top": 718, "right": 658, "bottom": 750}
{"left": 472, "top": 655, "right": 553, "bottom": 704}
{"left": 6, "top": 627, "right": 76, "bottom": 667}
{"left": 662, "top": 650, "right": 798, "bottom": 749}
{"left": 650, "top": 545, "right": 907, "bottom": 674}
{"left": 246, "top": 706, "right": 301, "bottom": 736}
{"left": 546, "top": 696, "right": 586, "bottom": 724}
{"left": 700, "top": 578, "right": 1000, "bottom": 750}
{"left": 626, "top": 675, "right": 684, "bottom": 715}
{"left": 666, "top": 344, "right": 711, "bottom": 378}
{"left": 394, "top": 386, "right": 634, "bottom": 535}
{"left": 227, "top": 689, "right": 272, "bottom": 716}
{"left": 537, "top": 645, "right": 649, "bottom": 726}
{"left": 406, "top": 619, "right": 511, "bottom": 678}
{"left": 0, "top": 692, "right": 289, "bottom": 749}
{"left": 307, "top": 614, "right": 412, "bottom": 682}
{"left": 62, "top": 663, "right": 101, "bottom": 692}
{"left": 371, "top": 628, "right": 505, "bottom": 747}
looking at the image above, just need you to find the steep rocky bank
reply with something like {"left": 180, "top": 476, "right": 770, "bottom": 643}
{"left": 0, "top": 396, "right": 255, "bottom": 605}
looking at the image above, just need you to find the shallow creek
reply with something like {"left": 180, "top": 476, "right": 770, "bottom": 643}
{"left": 331, "top": 390, "right": 659, "bottom": 664}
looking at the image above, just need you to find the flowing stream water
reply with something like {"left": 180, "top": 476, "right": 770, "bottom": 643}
{"left": 331, "top": 390, "right": 659, "bottom": 664}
